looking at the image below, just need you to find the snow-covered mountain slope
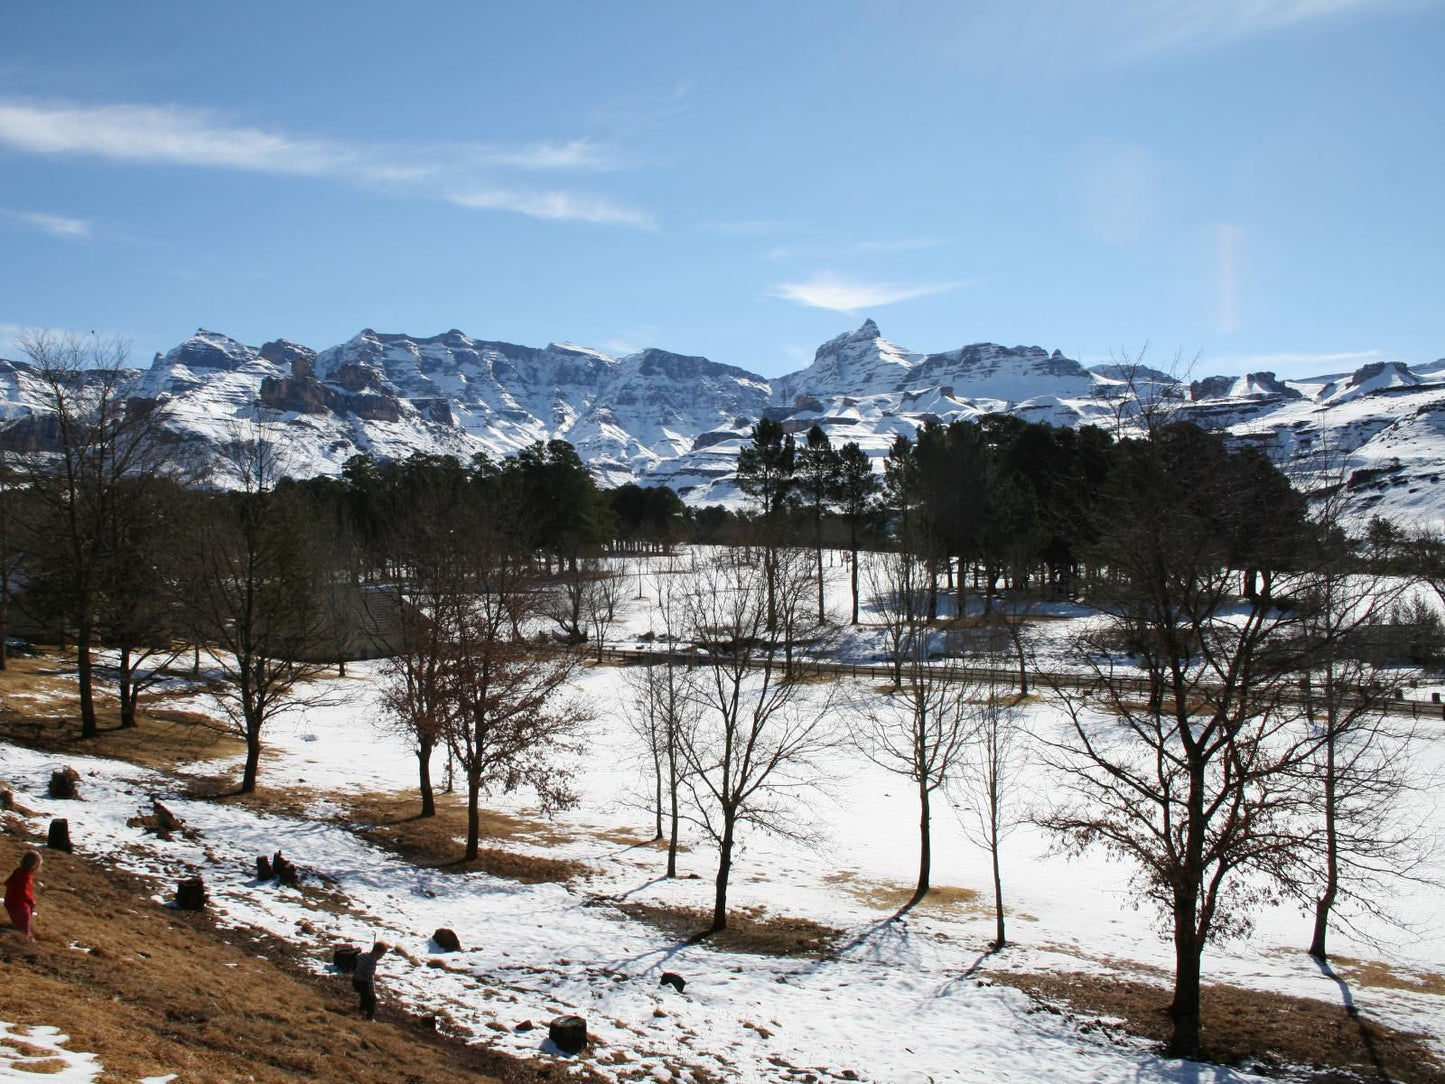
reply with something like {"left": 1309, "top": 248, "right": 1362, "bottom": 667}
{"left": 2, "top": 322, "right": 1442, "bottom": 526}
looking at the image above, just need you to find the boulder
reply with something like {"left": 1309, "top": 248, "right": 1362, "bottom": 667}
{"left": 432, "top": 927, "right": 462, "bottom": 953}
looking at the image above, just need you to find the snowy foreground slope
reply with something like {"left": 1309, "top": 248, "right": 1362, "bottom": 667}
{"left": 3, "top": 321, "right": 1444, "bottom": 525}
{"left": 2, "top": 557, "right": 1442, "bottom": 1083}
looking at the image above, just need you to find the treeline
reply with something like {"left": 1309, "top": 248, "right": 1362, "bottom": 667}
{"left": 725, "top": 412, "right": 1320, "bottom": 629}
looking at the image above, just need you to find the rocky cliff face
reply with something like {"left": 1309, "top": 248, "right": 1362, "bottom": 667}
{"left": 3, "top": 322, "right": 1443, "bottom": 526}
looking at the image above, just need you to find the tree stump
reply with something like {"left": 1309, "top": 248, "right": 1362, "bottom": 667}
{"left": 47, "top": 818, "right": 73, "bottom": 852}
{"left": 432, "top": 927, "right": 462, "bottom": 953}
{"left": 255, "top": 855, "right": 273, "bottom": 880}
{"left": 0, "top": 787, "right": 13, "bottom": 810}
{"left": 176, "top": 877, "right": 207, "bottom": 911}
{"left": 332, "top": 945, "right": 361, "bottom": 972}
{"left": 48, "top": 767, "right": 80, "bottom": 800}
{"left": 659, "top": 971, "right": 686, "bottom": 993}
{"left": 548, "top": 1015, "right": 588, "bottom": 1055}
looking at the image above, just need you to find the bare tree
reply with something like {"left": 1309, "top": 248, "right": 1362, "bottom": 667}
{"left": 96, "top": 474, "right": 189, "bottom": 727}
{"left": 958, "top": 691, "right": 1028, "bottom": 948}
{"left": 543, "top": 560, "right": 590, "bottom": 644}
{"left": 623, "top": 573, "right": 698, "bottom": 876}
{"left": 378, "top": 505, "right": 473, "bottom": 818}
{"left": 682, "top": 549, "right": 835, "bottom": 932}
{"left": 982, "top": 589, "right": 1040, "bottom": 697}
{"left": 854, "top": 545, "right": 975, "bottom": 908}
{"left": 1090, "top": 343, "right": 1192, "bottom": 441}
{"left": 1039, "top": 423, "right": 1318, "bottom": 1059}
{"left": 187, "top": 430, "right": 335, "bottom": 793}
{"left": 442, "top": 539, "right": 587, "bottom": 861}
{"left": 866, "top": 547, "right": 930, "bottom": 688}
{"left": 12, "top": 331, "right": 168, "bottom": 736}
{"left": 0, "top": 448, "right": 37, "bottom": 670}
{"left": 1292, "top": 499, "right": 1429, "bottom": 960}
{"left": 584, "top": 560, "right": 629, "bottom": 662}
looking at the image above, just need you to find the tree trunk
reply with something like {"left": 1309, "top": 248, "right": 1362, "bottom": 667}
{"left": 1309, "top": 729, "right": 1340, "bottom": 959}
{"left": 119, "top": 645, "right": 137, "bottom": 728}
{"left": 910, "top": 777, "right": 931, "bottom": 908}
{"left": 849, "top": 524, "right": 860, "bottom": 625}
{"left": 990, "top": 826, "right": 1006, "bottom": 949}
{"left": 815, "top": 517, "right": 825, "bottom": 623}
{"left": 764, "top": 544, "right": 778, "bottom": 633}
{"left": 711, "top": 814, "right": 736, "bottom": 932}
{"left": 1167, "top": 928, "right": 1204, "bottom": 1058}
{"left": 465, "top": 772, "right": 482, "bottom": 861}
{"left": 77, "top": 618, "right": 98, "bottom": 738}
{"left": 417, "top": 738, "right": 436, "bottom": 818}
{"left": 241, "top": 731, "right": 262, "bottom": 794}
{"left": 650, "top": 741, "right": 664, "bottom": 842}
{"left": 1168, "top": 766, "right": 1208, "bottom": 1058}
{"left": 666, "top": 744, "right": 680, "bottom": 879}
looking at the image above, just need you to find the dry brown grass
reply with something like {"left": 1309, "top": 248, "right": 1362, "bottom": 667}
{"left": 332, "top": 791, "right": 593, "bottom": 883}
{"left": 613, "top": 901, "right": 840, "bottom": 958}
{"left": 0, "top": 652, "right": 244, "bottom": 771}
{"left": 824, "top": 871, "right": 985, "bottom": 915}
{"left": 997, "top": 970, "right": 1445, "bottom": 1083}
{"left": 1331, "top": 956, "right": 1445, "bottom": 997}
{"left": 0, "top": 817, "right": 608, "bottom": 1084}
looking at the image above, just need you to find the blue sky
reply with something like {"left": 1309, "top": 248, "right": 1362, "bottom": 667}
{"left": 1, "top": 0, "right": 1440, "bottom": 380}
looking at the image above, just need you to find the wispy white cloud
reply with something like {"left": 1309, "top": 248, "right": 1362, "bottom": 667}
{"left": 479, "top": 138, "right": 624, "bottom": 171}
{"left": 772, "top": 274, "right": 966, "bottom": 312}
{"left": 923, "top": 0, "right": 1422, "bottom": 72}
{"left": 6, "top": 209, "right": 91, "bottom": 240}
{"left": 449, "top": 187, "right": 655, "bottom": 228}
{"left": 1098, "top": 0, "right": 1404, "bottom": 56}
{"left": 0, "top": 98, "right": 650, "bottom": 227}
{"left": 0, "top": 100, "right": 354, "bottom": 175}
{"left": 589, "top": 81, "right": 695, "bottom": 133}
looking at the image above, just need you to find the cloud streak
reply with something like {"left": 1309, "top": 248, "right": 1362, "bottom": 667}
{"left": 0, "top": 98, "right": 651, "bottom": 227}
{"left": 449, "top": 188, "right": 655, "bottom": 228}
{"left": 772, "top": 274, "right": 966, "bottom": 312}
{"left": 937, "top": 0, "right": 1422, "bottom": 72}
{"left": 1101, "top": 0, "right": 1404, "bottom": 56}
{"left": 6, "top": 209, "right": 91, "bottom": 239}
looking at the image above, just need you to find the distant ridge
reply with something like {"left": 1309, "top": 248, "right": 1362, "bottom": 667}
{"left": 3, "top": 320, "right": 1443, "bottom": 525}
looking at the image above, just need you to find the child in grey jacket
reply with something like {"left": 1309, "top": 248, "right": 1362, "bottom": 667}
{"left": 352, "top": 941, "right": 389, "bottom": 1020}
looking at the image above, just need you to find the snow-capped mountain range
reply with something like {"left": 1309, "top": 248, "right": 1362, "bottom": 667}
{"left": 2, "top": 320, "right": 1443, "bottom": 525}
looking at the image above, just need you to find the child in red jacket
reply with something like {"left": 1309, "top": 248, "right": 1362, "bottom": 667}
{"left": 5, "top": 850, "right": 41, "bottom": 940}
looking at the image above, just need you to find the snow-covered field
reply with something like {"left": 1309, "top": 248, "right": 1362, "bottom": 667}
{"left": 2, "top": 553, "right": 1442, "bottom": 1083}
